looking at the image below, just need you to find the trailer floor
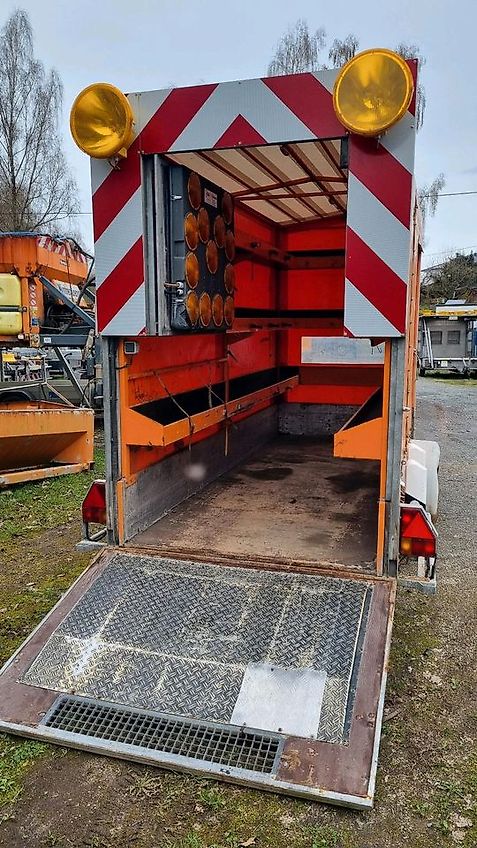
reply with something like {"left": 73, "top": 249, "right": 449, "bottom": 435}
{"left": 0, "top": 549, "right": 393, "bottom": 807}
{"left": 130, "top": 437, "right": 380, "bottom": 570}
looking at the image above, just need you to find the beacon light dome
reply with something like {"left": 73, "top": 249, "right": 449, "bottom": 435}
{"left": 333, "top": 48, "right": 414, "bottom": 137}
{"left": 70, "top": 83, "right": 135, "bottom": 159}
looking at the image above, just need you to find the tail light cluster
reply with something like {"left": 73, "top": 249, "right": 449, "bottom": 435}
{"left": 82, "top": 480, "right": 106, "bottom": 526}
{"left": 400, "top": 504, "right": 437, "bottom": 558}
{"left": 169, "top": 167, "right": 235, "bottom": 333}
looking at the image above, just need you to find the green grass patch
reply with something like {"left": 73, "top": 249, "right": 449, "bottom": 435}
{"left": 411, "top": 753, "right": 477, "bottom": 845}
{"left": 0, "top": 735, "right": 50, "bottom": 806}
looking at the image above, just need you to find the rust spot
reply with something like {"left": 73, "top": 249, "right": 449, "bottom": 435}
{"left": 280, "top": 748, "right": 301, "bottom": 771}
{"left": 306, "top": 764, "right": 316, "bottom": 785}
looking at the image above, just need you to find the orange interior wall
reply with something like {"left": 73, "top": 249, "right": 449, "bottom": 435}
{"left": 234, "top": 207, "right": 278, "bottom": 310}
{"left": 120, "top": 206, "right": 385, "bottom": 479}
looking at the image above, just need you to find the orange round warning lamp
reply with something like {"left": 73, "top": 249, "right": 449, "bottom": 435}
{"left": 225, "top": 231, "right": 235, "bottom": 262}
{"left": 188, "top": 172, "right": 202, "bottom": 210}
{"left": 222, "top": 192, "right": 233, "bottom": 225}
{"left": 199, "top": 292, "right": 212, "bottom": 327}
{"left": 186, "top": 291, "right": 200, "bottom": 326}
{"left": 184, "top": 213, "right": 199, "bottom": 250}
{"left": 185, "top": 252, "right": 200, "bottom": 288}
{"left": 212, "top": 294, "right": 224, "bottom": 326}
{"left": 70, "top": 83, "right": 135, "bottom": 159}
{"left": 224, "top": 295, "right": 235, "bottom": 327}
{"left": 224, "top": 263, "right": 235, "bottom": 294}
{"left": 198, "top": 207, "right": 210, "bottom": 243}
{"left": 206, "top": 240, "right": 219, "bottom": 274}
{"left": 214, "top": 215, "right": 226, "bottom": 248}
{"left": 333, "top": 48, "right": 414, "bottom": 136}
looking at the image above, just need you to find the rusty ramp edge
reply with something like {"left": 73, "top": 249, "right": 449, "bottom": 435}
{"left": 0, "top": 712, "right": 375, "bottom": 809}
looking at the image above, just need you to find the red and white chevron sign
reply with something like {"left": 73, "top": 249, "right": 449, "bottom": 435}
{"left": 91, "top": 67, "right": 416, "bottom": 337}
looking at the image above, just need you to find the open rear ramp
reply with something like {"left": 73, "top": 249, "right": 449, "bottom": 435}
{"left": 0, "top": 551, "right": 395, "bottom": 808}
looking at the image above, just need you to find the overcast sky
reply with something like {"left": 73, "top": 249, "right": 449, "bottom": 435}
{"left": 7, "top": 0, "right": 477, "bottom": 266}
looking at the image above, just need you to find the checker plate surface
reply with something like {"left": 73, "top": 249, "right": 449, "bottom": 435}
{"left": 22, "top": 554, "right": 372, "bottom": 743}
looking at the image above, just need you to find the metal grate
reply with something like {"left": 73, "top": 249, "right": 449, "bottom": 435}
{"left": 43, "top": 696, "right": 281, "bottom": 774}
{"left": 25, "top": 554, "right": 372, "bottom": 744}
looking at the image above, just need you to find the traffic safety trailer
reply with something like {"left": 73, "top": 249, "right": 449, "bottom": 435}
{"left": 0, "top": 49, "right": 439, "bottom": 808}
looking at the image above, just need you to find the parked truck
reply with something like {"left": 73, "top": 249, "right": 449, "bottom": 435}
{"left": 0, "top": 48, "right": 439, "bottom": 808}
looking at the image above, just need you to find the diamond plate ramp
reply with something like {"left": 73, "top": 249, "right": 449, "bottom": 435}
{"left": 21, "top": 553, "right": 371, "bottom": 744}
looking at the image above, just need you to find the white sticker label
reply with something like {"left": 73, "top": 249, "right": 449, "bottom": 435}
{"left": 204, "top": 188, "right": 218, "bottom": 208}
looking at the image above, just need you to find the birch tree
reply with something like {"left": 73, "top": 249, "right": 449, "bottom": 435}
{"left": 0, "top": 9, "right": 78, "bottom": 232}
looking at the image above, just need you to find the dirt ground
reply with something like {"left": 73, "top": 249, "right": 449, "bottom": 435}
{"left": 0, "top": 378, "right": 476, "bottom": 848}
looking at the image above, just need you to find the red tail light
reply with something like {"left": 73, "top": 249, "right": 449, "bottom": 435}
{"left": 400, "top": 504, "right": 436, "bottom": 558}
{"left": 82, "top": 480, "right": 106, "bottom": 525}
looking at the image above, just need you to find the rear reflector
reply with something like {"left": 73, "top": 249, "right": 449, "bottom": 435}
{"left": 400, "top": 504, "right": 436, "bottom": 558}
{"left": 82, "top": 479, "right": 106, "bottom": 525}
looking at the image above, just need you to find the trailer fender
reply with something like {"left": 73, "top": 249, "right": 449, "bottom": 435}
{"left": 405, "top": 439, "right": 440, "bottom": 519}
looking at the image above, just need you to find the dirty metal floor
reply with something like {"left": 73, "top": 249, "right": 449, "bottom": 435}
{"left": 21, "top": 554, "right": 372, "bottom": 745}
{"left": 130, "top": 437, "right": 380, "bottom": 570}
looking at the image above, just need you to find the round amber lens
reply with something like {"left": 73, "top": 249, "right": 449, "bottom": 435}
{"left": 206, "top": 240, "right": 219, "bottom": 274}
{"left": 184, "top": 213, "right": 199, "bottom": 250}
{"left": 185, "top": 252, "right": 200, "bottom": 288}
{"left": 198, "top": 207, "right": 210, "bottom": 243}
{"left": 70, "top": 83, "right": 134, "bottom": 159}
{"left": 224, "top": 264, "right": 235, "bottom": 294}
{"left": 222, "top": 192, "right": 233, "bottom": 225}
{"left": 214, "top": 215, "right": 226, "bottom": 248}
{"left": 188, "top": 172, "right": 202, "bottom": 209}
{"left": 199, "top": 292, "right": 212, "bottom": 327}
{"left": 186, "top": 291, "right": 200, "bottom": 326}
{"left": 333, "top": 48, "right": 414, "bottom": 136}
{"left": 225, "top": 231, "right": 235, "bottom": 262}
{"left": 224, "top": 296, "right": 235, "bottom": 327}
{"left": 212, "top": 294, "right": 224, "bottom": 327}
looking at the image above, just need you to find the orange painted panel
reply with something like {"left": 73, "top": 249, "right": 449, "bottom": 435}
{"left": 280, "top": 217, "right": 346, "bottom": 251}
{"left": 235, "top": 206, "right": 277, "bottom": 244}
{"left": 287, "top": 384, "right": 379, "bottom": 405}
{"left": 279, "top": 269, "right": 344, "bottom": 311}
{"left": 235, "top": 260, "right": 277, "bottom": 309}
{"left": 228, "top": 331, "right": 276, "bottom": 378}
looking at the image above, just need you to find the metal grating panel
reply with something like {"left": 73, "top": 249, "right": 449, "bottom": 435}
{"left": 24, "top": 555, "right": 373, "bottom": 744}
{"left": 42, "top": 696, "right": 281, "bottom": 774}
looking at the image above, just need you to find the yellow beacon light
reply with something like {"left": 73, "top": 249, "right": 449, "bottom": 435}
{"left": 70, "top": 83, "right": 135, "bottom": 158}
{"left": 333, "top": 48, "right": 414, "bottom": 137}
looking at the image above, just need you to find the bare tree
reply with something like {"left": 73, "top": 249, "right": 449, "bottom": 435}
{"left": 394, "top": 42, "right": 426, "bottom": 130}
{"left": 0, "top": 9, "right": 78, "bottom": 232}
{"left": 328, "top": 34, "right": 359, "bottom": 67}
{"left": 267, "top": 19, "right": 326, "bottom": 75}
{"left": 418, "top": 173, "right": 445, "bottom": 227}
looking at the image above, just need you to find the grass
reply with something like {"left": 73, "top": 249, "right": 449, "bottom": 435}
{"left": 0, "top": 442, "right": 105, "bottom": 546}
{"left": 0, "top": 737, "right": 50, "bottom": 807}
{"left": 0, "top": 432, "right": 106, "bottom": 809}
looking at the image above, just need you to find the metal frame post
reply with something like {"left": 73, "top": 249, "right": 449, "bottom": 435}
{"left": 384, "top": 337, "right": 406, "bottom": 577}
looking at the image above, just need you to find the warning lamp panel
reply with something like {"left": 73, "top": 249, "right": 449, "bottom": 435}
{"left": 169, "top": 167, "right": 235, "bottom": 333}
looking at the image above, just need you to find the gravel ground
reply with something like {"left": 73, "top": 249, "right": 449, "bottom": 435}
{"left": 0, "top": 378, "right": 476, "bottom": 848}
